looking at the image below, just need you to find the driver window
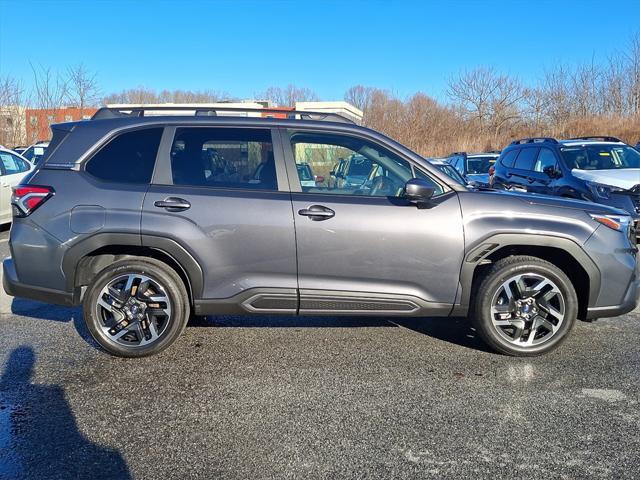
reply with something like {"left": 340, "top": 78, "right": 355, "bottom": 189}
{"left": 289, "top": 132, "right": 442, "bottom": 197}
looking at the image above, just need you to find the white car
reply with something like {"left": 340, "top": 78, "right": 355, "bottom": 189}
{"left": 0, "top": 146, "right": 35, "bottom": 225}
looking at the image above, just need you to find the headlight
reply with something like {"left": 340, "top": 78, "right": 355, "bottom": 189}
{"left": 589, "top": 213, "right": 632, "bottom": 234}
{"left": 586, "top": 181, "right": 624, "bottom": 200}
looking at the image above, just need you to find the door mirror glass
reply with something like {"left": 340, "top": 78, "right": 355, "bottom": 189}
{"left": 404, "top": 178, "right": 435, "bottom": 205}
{"left": 543, "top": 165, "right": 560, "bottom": 178}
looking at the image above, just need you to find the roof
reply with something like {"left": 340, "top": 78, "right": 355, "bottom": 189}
{"left": 559, "top": 139, "right": 626, "bottom": 146}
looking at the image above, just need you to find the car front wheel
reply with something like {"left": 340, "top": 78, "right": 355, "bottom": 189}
{"left": 472, "top": 255, "right": 578, "bottom": 356}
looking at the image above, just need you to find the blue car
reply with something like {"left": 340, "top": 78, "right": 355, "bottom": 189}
{"left": 493, "top": 136, "right": 640, "bottom": 235}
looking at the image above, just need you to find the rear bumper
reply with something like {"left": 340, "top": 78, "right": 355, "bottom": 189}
{"left": 3, "top": 257, "right": 75, "bottom": 306}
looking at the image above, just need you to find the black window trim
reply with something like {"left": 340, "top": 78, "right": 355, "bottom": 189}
{"left": 280, "top": 127, "right": 449, "bottom": 197}
{"left": 151, "top": 125, "right": 289, "bottom": 193}
{"left": 82, "top": 126, "right": 164, "bottom": 185}
{"left": 512, "top": 146, "right": 541, "bottom": 172}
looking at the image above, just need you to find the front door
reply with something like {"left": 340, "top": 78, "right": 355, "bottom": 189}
{"left": 142, "top": 126, "right": 298, "bottom": 314}
{"left": 282, "top": 129, "right": 465, "bottom": 315}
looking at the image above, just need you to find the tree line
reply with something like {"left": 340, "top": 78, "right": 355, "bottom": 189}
{"left": 1, "top": 32, "right": 639, "bottom": 154}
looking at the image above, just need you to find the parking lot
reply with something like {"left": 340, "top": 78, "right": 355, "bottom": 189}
{"left": 0, "top": 224, "right": 639, "bottom": 479}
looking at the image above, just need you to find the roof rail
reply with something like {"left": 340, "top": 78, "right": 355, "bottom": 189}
{"left": 510, "top": 137, "right": 558, "bottom": 145}
{"left": 92, "top": 106, "right": 356, "bottom": 124}
{"left": 568, "top": 136, "right": 622, "bottom": 143}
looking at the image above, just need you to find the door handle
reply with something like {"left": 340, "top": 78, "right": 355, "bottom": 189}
{"left": 527, "top": 177, "right": 535, "bottom": 183}
{"left": 154, "top": 197, "right": 191, "bottom": 212}
{"left": 298, "top": 205, "right": 335, "bottom": 221}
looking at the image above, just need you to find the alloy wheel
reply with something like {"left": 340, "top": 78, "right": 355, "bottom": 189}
{"left": 94, "top": 273, "right": 172, "bottom": 348}
{"left": 489, "top": 273, "right": 565, "bottom": 347}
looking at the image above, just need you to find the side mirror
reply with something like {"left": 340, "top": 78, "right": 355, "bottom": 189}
{"left": 404, "top": 178, "right": 435, "bottom": 207}
{"left": 543, "top": 165, "right": 561, "bottom": 178}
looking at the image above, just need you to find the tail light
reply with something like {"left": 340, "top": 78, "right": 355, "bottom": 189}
{"left": 12, "top": 185, "right": 54, "bottom": 217}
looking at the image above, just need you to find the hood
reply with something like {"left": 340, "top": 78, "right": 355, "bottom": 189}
{"left": 571, "top": 168, "right": 640, "bottom": 190}
{"left": 486, "top": 189, "right": 628, "bottom": 216}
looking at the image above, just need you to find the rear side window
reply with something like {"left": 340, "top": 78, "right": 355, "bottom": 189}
{"left": 170, "top": 128, "right": 276, "bottom": 190}
{"left": 0, "top": 152, "right": 30, "bottom": 175}
{"left": 499, "top": 150, "right": 518, "bottom": 168}
{"left": 513, "top": 148, "right": 540, "bottom": 171}
{"left": 86, "top": 128, "right": 163, "bottom": 184}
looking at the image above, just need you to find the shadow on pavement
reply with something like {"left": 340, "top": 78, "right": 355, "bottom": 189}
{"left": 10, "top": 297, "right": 492, "bottom": 354}
{"left": 0, "top": 346, "right": 131, "bottom": 479}
{"left": 392, "top": 316, "right": 494, "bottom": 353}
{"left": 193, "top": 314, "right": 493, "bottom": 353}
{"left": 11, "top": 298, "right": 80, "bottom": 323}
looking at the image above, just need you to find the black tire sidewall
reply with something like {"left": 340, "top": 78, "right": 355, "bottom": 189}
{"left": 474, "top": 259, "right": 578, "bottom": 356}
{"left": 83, "top": 259, "right": 189, "bottom": 358}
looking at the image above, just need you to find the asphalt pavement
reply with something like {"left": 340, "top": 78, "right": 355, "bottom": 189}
{"left": 0, "top": 227, "right": 639, "bottom": 479}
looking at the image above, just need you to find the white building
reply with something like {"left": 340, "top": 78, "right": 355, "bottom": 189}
{"left": 295, "top": 101, "right": 363, "bottom": 123}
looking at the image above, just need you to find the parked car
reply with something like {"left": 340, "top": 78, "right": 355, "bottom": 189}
{"left": 330, "top": 154, "right": 373, "bottom": 189}
{"left": 329, "top": 158, "right": 347, "bottom": 188}
{"left": 21, "top": 141, "right": 49, "bottom": 164}
{"left": 296, "top": 163, "right": 324, "bottom": 188}
{"left": 12, "top": 146, "right": 28, "bottom": 156}
{"left": 0, "top": 146, "right": 34, "bottom": 225}
{"left": 429, "top": 158, "right": 470, "bottom": 186}
{"left": 447, "top": 151, "right": 500, "bottom": 186}
{"left": 4, "top": 106, "right": 638, "bottom": 359}
{"left": 493, "top": 136, "right": 640, "bottom": 235}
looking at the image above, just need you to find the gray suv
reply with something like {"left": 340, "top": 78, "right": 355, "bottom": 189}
{"left": 3, "top": 107, "right": 639, "bottom": 358}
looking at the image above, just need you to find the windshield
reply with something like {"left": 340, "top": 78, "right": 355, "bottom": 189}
{"left": 436, "top": 164, "right": 467, "bottom": 185}
{"left": 466, "top": 156, "right": 496, "bottom": 174}
{"left": 23, "top": 145, "right": 47, "bottom": 163}
{"left": 561, "top": 144, "right": 640, "bottom": 170}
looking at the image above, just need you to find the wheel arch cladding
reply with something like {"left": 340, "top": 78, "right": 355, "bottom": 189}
{"left": 64, "top": 233, "right": 203, "bottom": 303}
{"left": 460, "top": 234, "right": 598, "bottom": 320}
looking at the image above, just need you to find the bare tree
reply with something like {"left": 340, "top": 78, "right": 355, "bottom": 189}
{"left": 31, "top": 63, "right": 67, "bottom": 111}
{"left": 448, "top": 67, "right": 526, "bottom": 139}
{"left": 0, "top": 76, "right": 29, "bottom": 146}
{"left": 344, "top": 85, "right": 379, "bottom": 113}
{"left": 65, "top": 63, "right": 101, "bottom": 115}
{"left": 258, "top": 84, "right": 318, "bottom": 106}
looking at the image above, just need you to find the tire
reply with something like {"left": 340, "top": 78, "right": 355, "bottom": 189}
{"left": 472, "top": 255, "right": 578, "bottom": 356}
{"left": 83, "top": 257, "right": 190, "bottom": 358}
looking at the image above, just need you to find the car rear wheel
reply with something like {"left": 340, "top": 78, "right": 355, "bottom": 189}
{"left": 472, "top": 255, "right": 578, "bottom": 356}
{"left": 83, "top": 257, "right": 190, "bottom": 357}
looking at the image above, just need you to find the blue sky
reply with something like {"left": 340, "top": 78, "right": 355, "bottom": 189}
{"left": 1, "top": 0, "right": 639, "bottom": 101}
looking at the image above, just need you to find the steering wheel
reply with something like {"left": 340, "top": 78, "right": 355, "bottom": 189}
{"left": 370, "top": 176, "right": 397, "bottom": 197}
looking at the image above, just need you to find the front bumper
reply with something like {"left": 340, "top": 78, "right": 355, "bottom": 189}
{"left": 3, "top": 257, "right": 75, "bottom": 306}
{"left": 586, "top": 275, "right": 639, "bottom": 319}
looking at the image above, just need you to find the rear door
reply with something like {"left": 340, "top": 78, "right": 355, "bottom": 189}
{"left": 508, "top": 147, "right": 540, "bottom": 192}
{"left": 142, "top": 126, "right": 298, "bottom": 313}
{"left": 282, "top": 128, "right": 464, "bottom": 315}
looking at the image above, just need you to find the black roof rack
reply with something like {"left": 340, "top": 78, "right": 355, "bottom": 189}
{"left": 92, "top": 106, "right": 356, "bottom": 124}
{"left": 568, "top": 136, "right": 622, "bottom": 143}
{"left": 510, "top": 137, "right": 558, "bottom": 145}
